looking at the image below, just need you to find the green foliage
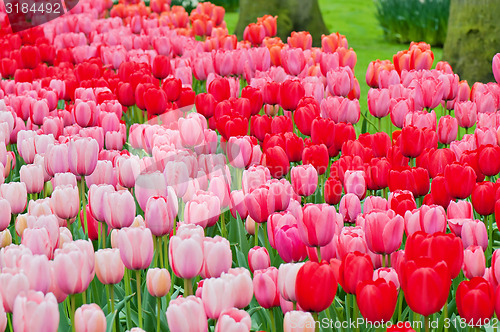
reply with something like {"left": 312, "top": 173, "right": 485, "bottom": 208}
{"left": 374, "top": 0, "right": 450, "bottom": 46}
{"left": 170, "top": 0, "right": 239, "bottom": 12}
{"left": 170, "top": 0, "right": 198, "bottom": 12}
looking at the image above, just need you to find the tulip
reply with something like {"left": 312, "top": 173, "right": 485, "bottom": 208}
{"left": 278, "top": 263, "right": 305, "bottom": 303}
{"left": 296, "top": 261, "right": 337, "bottom": 312}
{"left": 116, "top": 156, "right": 141, "bottom": 189}
{"left": 226, "top": 136, "right": 253, "bottom": 169}
{"left": 464, "top": 246, "right": 486, "bottom": 279}
{"left": 117, "top": 227, "right": 154, "bottom": 270}
{"left": 169, "top": 225, "right": 204, "bottom": 280}
{"left": 12, "top": 291, "right": 59, "bottom": 332}
{"left": 145, "top": 194, "right": 177, "bottom": 237}
{"left": 53, "top": 243, "right": 94, "bottom": 295}
{"left": 244, "top": 185, "right": 275, "bottom": 223}
{"left": 0, "top": 182, "right": 27, "bottom": 214}
{"left": 478, "top": 145, "right": 500, "bottom": 177}
{"left": 146, "top": 268, "right": 171, "bottom": 297}
{"left": 368, "top": 88, "right": 391, "bottom": 118}
{"left": 455, "top": 101, "right": 477, "bottom": 129}
{"left": 356, "top": 278, "right": 398, "bottom": 322}
{"left": 404, "top": 204, "right": 447, "bottom": 236}
{"left": 437, "top": 115, "right": 458, "bottom": 145}
{"left": 389, "top": 190, "right": 417, "bottom": 216}
{"left": 248, "top": 246, "right": 271, "bottom": 273}
{"left": 364, "top": 209, "right": 404, "bottom": 254}
{"left": 68, "top": 138, "right": 99, "bottom": 176}
{"left": 0, "top": 229, "right": 12, "bottom": 247}
{"left": 201, "top": 277, "right": 233, "bottom": 319}
{"left": 253, "top": 267, "right": 280, "bottom": 308}
{"left": 344, "top": 170, "right": 366, "bottom": 199}
{"left": 373, "top": 267, "right": 400, "bottom": 289}
{"left": 283, "top": 311, "right": 316, "bottom": 332}
{"left": 364, "top": 196, "right": 389, "bottom": 214}
{"left": 94, "top": 248, "right": 125, "bottom": 285}
{"left": 74, "top": 303, "right": 106, "bottom": 332}
{"left": 0, "top": 269, "right": 30, "bottom": 313}
{"left": 339, "top": 251, "right": 374, "bottom": 294}
{"left": 291, "top": 165, "right": 318, "bottom": 197}
{"left": 444, "top": 163, "right": 476, "bottom": 199}
{"left": 221, "top": 268, "right": 254, "bottom": 309}
{"left": 400, "top": 126, "right": 424, "bottom": 159}
{"left": 19, "top": 165, "right": 44, "bottom": 194}
{"left": 400, "top": 257, "right": 451, "bottom": 316}
{"left": 103, "top": 190, "right": 136, "bottom": 229}
{"left": 166, "top": 296, "right": 208, "bottom": 332}
{"left": 22, "top": 228, "right": 53, "bottom": 259}
{"left": 339, "top": 193, "right": 362, "bottom": 222}
{"left": 50, "top": 185, "right": 79, "bottom": 221}
{"left": 215, "top": 308, "right": 251, "bottom": 332}
{"left": 471, "top": 181, "right": 496, "bottom": 216}
{"left": 298, "top": 203, "right": 338, "bottom": 247}
{"left": 201, "top": 236, "right": 232, "bottom": 279}
{"left": 262, "top": 146, "right": 290, "bottom": 178}
{"left": 456, "top": 277, "right": 495, "bottom": 326}
{"left": 302, "top": 144, "right": 329, "bottom": 175}
{"left": 280, "top": 80, "right": 305, "bottom": 111}
{"left": 325, "top": 176, "right": 342, "bottom": 206}
{"left": 0, "top": 199, "right": 11, "bottom": 231}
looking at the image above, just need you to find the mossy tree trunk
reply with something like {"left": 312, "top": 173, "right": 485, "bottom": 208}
{"left": 442, "top": 0, "right": 500, "bottom": 83}
{"left": 234, "top": 0, "right": 329, "bottom": 47}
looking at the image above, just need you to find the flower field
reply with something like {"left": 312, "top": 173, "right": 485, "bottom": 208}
{"left": 0, "top": 0, "right": 499, "bottom": 331}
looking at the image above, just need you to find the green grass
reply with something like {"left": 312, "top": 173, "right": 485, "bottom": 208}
{"left": 224, "top": 0, "right": 443, "bottom": 115}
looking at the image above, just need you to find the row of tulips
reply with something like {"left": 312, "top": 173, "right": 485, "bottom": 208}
{"left": 0, "top": 0, "right": 500, "bottom": 331}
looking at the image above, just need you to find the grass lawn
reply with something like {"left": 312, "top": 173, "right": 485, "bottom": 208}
{"left": 224, "top": 0, "right": 443, "bottom": 122}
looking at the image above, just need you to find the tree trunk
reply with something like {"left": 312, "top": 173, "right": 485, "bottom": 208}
{"left": 234, "top": 0, "right": 329, "bottom": 47}
{"left": 442, "top": 0, "right": 500, "bottom": 83}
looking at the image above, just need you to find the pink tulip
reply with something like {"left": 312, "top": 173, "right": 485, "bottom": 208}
{"left": 50, "top": 185, "right": 79, "bottom": 220}
{"left": 103, "top": 190, "right": 136, "bottom": 229}
{"left": 404, "top": 204, "right": 447, "bottom": 236}
{"left": 339, "top": 193, "right": 362, "bottom": 222}
{"left": 278, "top": 262, "right": 304, "bottom": 302}
{"left": 21, "top": 228, "right": 52, "bottom": 259}
{"left": 268, "top": 212, "right": 297, "bottom": 249}
{"left": 94, "top": 248, "right": 125, "bottom": 285}
{"left": 242, "top": 165, "right": 270, "bottom": 195}
{"left": 461, "top": 219, "right": 488, "bottom": 251}
{"left": 298, "top": 203, "right": 338, "bottom": 247}
{"left": 373, "top": 267, "right": 400, "bottom": 289}
{"left": 18, "top": 254, "right": 50, "bottom": 293}
{"left": 244, "top": 185, "right": 275, "bottom": 223}
{"left": 105, "top": 131, "right": 124, "bottom": 150}
{"left": 327, "top": 67, "right": 353, "bottom": 97}
{"left": 463, "top": 245, "right": 486, "bottom": 280}
{"left": 68, "top": 138, "right": 99, "bottom": 176}
{"left": 253, "top": 266, "right": 280, "bottom": 308}
{"left": 27, "top": 215, "right": 60, "bottom": 254}
{"left": 267, "top": 179, "right": 293, "bottom": 212}
{"left": 363, "top": 196, "right": 388, "bottom": 214}
{"left": 116, "top": 155, "right": 141, "bottom": 189}
{"left": 0, "top": 182, "right": 27, "bottom": 214}
{"left": 336, "top": 226, "right": 370, "bottom": 260}
{"left": 291, "top": 165, "right": 318, "bottom": 197}
{"left": 88, "top": 184, "right": 115, "bottom": 222}
{"left": 53, "top": 172, "right": 77, "bottom": 188}
{"left": 227, "top": 136, "right": 253, "bottom": 169}
{"left": 367, "top": 88, "right": 390, "bottom": 118}
{"left": 455, "top": 101, "right": 477, "bottom": 129}
{"left": 145, "top": 192, "right": 178, "bottom": 237}
{"left": 364, "top": 209, "right": 404, "bottom": 254}
{"left": 344, "top": 170, "right": 366, "bottom": 199}
{"left": 19, "top": 165, "right": 44, "bottom": 194}
{"left": 146, "top": 268, "right": 171, "bottom": 297}
{"left": 135, "top": 172, "right": 169, "bottom": 211}
{"left": 44, "top": 143, "right": 69, "bottom": 177}
{"left": 169, "top": 224, "right": 204, "bottom": 279}
{"left": 201, "top": 277, "right": 234, "bottom": 319}
{"left": 281, "top": 47, "right": 306, "bottom": 76}
{"left": 447, "top": 200, "right": 474, "bottom": 220}
{"left": 184, "top": 190, "right": 220, "bottom": 228}
{"left": 0, "top": 198, "right": 11, "bottom": 231}
{"left": 283, "top": 310, "right": 316, "bottom": 332}
{"left": 166, "top": 296, "right": 208, "bottom": 332}
{"left": 437, "top": 115, "right": 458, "bottom": 145}
{"left": 74, "top": 303, "right": 106, "bottom": 332}
{"left": 0, "top": 268, "right": 30, "bottom": 312}
{"left": 0, "top": 294, "right": 5, "bottom": 331}
{"left": 53, "top": 243, "right": 93, "bottom": 295}
{"left": 230, "top": 190, "right": 248, "bottom": 219}
{"left": 12, "top": 291, "right": 59, "bottom": 332}
{"left": 275, "top": 225, "right": 308, "bottom": 263}
{"left": 220, "top": 268, "right": 254, "bottom": 309}
{"left": 179, "top": 116, "right": 204, "bottom": 148}
{"left": 248, "top": 246, "right": 271, "bottom": 273}
{"left": 208, "top": 174, "right": 231, "bottom": 209}
{"left": 117, "top": 227, "right": 154, "bottom": 270}
{"left": 215, "top": 308, "right": 252, "bottom": 332}
{"left": 17, "top": 131, "right": 36, "bottom": 164}
{"left": 85, "top": 160, "right": 116, "bottom": 188}
{"left": 493, "top": 53, "right": 500, "bottom": 83}
{"left": 201, "top": 236, "right": 232, "bottom": 279}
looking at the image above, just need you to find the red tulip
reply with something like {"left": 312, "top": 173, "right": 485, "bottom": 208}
{"left": 478, "top": 145, "right": 500, "bottom": 177}
{"left": 208, "top": 77, "right": 230, "bottom": 103}
{"left": 444, "top": 162, "right": 476, "bottom": 199}
{"left": 339, "top": 251, "right": 374, "bottom": 294}
{"left": 400, "top": 257, "right": 451, "bottom": 317}
{"left": 456, "top": 277, "right": 495, "bottom": 326}
{"left": 356, "top": 278, "right": 398, "bottom": 322}
{"left": 280, "top": 79, "right": 305, "bottom": 111}
{"left": 400, "top": 126, "right": 424, "bottom": 159}
{"left": 152, "top": 55, "right": 171, "bottom": 80}
{"left": 241, "top": 86, "right": 263, "bottom": 115}
{"left": 324, "top": 176, "right": 342, "bottom": 205}
{"left": 428, "top": 148, "right": 456, "bottom": 178}
{"left": 389, "top": 190, "right": 416, "bottom": 216}
{"left": 283, "top": 132, "right": 304, "bottom": 163}
{"left": 471, "top": 181, "right": 497, "bottom": 216}
{"left": 261, "top": 146, "right": 290, "bottom": 179}
{"left": 162, "top": 77, "right": 182, "bottom": 102}
{"left": 302, "top": 144, "right": 329, "bottom": 175}
{"left": 295, "top": 261, "right": 337, "bottom": 312}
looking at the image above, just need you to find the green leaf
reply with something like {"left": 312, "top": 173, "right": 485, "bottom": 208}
{"left": 106, "top": 293, "right": 135, "bottom": 332}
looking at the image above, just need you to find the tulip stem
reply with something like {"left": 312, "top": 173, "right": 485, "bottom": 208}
{"left": 79, "top": 178, "right": 88, "bottom": 238}
{"left": 124, "top": 269, "right": 133, "bottom": 329}
{"left": 352, "top": 294, "right": 359, "bottom": 332}
{"left": 157, "top": 236, "right": 164, "bottom": 269}
{"left": 101, "top": 222, "right": 106, "bottom": 249}
{"left": 413, "top": 313, "right": 420, "bottom": 332}
{"left": 184, "top": 278, "right": 193, "bottom": 297}
{"left": 316, "top": 247, "right": 322, "bottom": 262}
{"left": 136, "top": 270, "right": 143, "bottom": 328}
{"left": 268, "top": 308, "right": 277, "bottom": 332}
{"left": 378, "top": 117, "right": 382, "bottom": 134}
{"left": 109, "top": 285, "right": 116, "bottom": 332}
{"left": 443, "top": 300, "right": 448, "bottom": 332}
{"left": 157, "top": 297, "right": 162, "bottom": 332}
{"left": 221, "top": 212, "right": 227, "bottom": 238}
{"left": 382, "top": 254, "right": 386, "bottom": 268}
{"left": 163, "top": 236, "right": 169, "bottom": 269}
{"left": 254, "top": 223, "right": 259, "bottom": 247}
{"left": 345, "top": 293, "right": 351, "bottom": 324}
{"left": 312, "top": 312, "right": 319, "bottom": 332}
{"left": 424, "top": 316, "right": 430, "bottom": 332}
{"left": 70, "top": 294, "right": 76, "bottom": 332}
{"left": 7, "top": 313, "right": 12, "bottom": 332}
{"left": 487, "top": 214, "right": 493, "bottom": 262}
